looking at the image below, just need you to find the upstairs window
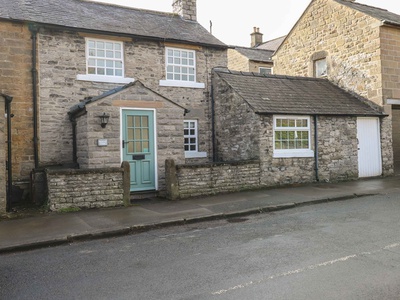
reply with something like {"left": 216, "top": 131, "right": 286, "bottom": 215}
{"left": 314, "top": 58, "right": 327, "bottom": 78}
{"left": 259, "top": 67, "right": 272, "bottom": 75}
{"left": 160, "top": 47, "right": 205, "bottom": 89}
{"left": 87, "top": 39, "right": 123, "bottom": 77}
{"left": 77, "top": 38, "right": 133, "bottom": 84}
{"left": 273, "top": 115, "right": 314, "bottom": 158}
{"left": 166, "top": 48, "right": 196, "bottom": 83}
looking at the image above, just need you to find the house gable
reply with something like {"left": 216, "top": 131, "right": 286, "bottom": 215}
{"left": 273, "top": 0, "right": 384, "bottom": 105}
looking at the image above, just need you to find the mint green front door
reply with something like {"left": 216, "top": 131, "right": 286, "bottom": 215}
{"left": 122, "top": 110, "right": 156, "bottom": 192}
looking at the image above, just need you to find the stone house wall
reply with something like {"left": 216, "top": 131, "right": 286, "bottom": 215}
{"left": 75, "top": 83, "right": 186, "bottom": 191}
{"left": 258, "top": 115, "right": 317, "bottom": 186}
{"left": 0, "top": 96, "right": 6, "bottom": 213}
{"left": 38, "top": 28, "right": 227, "bottom": 167}
{"left": 213, "top": 76, "right": 261, "bottom": 161}
{"left": 227, "top": 49, "right": 250, "bottom": 71}
{"left": 248, "top": 61, "right": 273, "bottom": 74}
{"left": 380, "top": 26, "right": 400, "bottom": 101}
{"left": 227, "top": 48, "right": 273, "bottom": 73}
{"left": 273, "top": 0, "right": 383, "bottom": 106}
{"left": 0, "top": 20, "right": 34, "bottom": 184}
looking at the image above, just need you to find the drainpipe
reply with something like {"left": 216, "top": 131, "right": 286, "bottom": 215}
{"left": 314, "top": 115, "right": 319, "bottom": 182}
{"left": 28, "top": 23, "right": 39, "bottom": 168}
{"left": 211, "top": 81, "right": 216, "bottom": 162}
{"left": 5, "top": 95, "right": 13, "bottom": 212}
{"left": 68, "top": 113, "right": 78, "bottom": 166}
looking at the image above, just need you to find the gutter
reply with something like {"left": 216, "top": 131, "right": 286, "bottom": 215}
{"left": 19, "top": 21, "right": 228, "bottom": 50}
{"left": 28, "top": 23, "right": 39, "bottom": 169}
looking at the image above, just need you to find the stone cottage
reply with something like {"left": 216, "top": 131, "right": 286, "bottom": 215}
{"left": 212, "top": 69, "right": 390, "bottom": 184}
{"left": 0, "top": 0, "right": 227, "bottom": 211}
{"left": 273, "top": 0, "right": 399, "bottom": 173}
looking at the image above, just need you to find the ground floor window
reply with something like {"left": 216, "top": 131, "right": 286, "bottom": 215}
{"left": 184, "top": 120, "right": 207, "bottom": 158}
{"left": 184, "top": 120, "right": 198, "bottom": 152}
{"left": 273, "top": 115, "right": 314, "bottom": 158}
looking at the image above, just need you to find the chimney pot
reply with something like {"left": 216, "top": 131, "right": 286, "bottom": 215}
{"left": 173, "top": 0, "right": 197, "bottom": 21}
{"left": 250, "top": 27, "right": 263, "bottom": 47}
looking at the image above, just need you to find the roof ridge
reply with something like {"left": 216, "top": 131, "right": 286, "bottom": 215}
{"left": 215, "top": 69, "right": 327, "bottom": 82}
{"left": 81, "top": 0, "right": 176, "bottom": 17}
{"left": 334, "top": 0, "right": 389, "bottom": 13}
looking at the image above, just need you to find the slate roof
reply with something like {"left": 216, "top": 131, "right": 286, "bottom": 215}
{"left": 256, "top": 36, "right": 286, "bottom": 51}
{"left": 0, "top": 0, "right": 226, "bottom": 48}
{"left": 232, "top": 47, "right": 274, "bottom": 63}
{"left": 334, "top": 0, "right": 400, "bottom": 27}
{"left": 214, "top": 69, "right": 384, "bottom": 116}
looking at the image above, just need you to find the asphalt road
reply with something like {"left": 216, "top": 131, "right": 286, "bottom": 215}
{"left": 2, "top": 191, "right": 400, "bottom": 299}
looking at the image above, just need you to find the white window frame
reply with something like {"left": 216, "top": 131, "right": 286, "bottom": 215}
{"left": 259, "top": 67, "right": 272, "bottom": 75}
{"left": 184, "top": 120, "right": 207, "bottom": 158}
{"left": 159, "top": 47, "right": 205, "bottom": 89}
{"left": 314, "top": 58, "right": 327, "bottom": 78}
{"left": 77, "top": 38, "right": 134, "bottom": 84}
{"left": 273, "top": 115, "right": 314, "bottom": 158}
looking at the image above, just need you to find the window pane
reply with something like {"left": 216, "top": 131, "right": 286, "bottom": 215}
{"left": 97, "top": 68, "right": 105, "bottom": 75}
{"left": 106, "top": 69, "right": 114, "bottom": 76}
{"left": 105, "top": 42, "right": 113, "bottom": 50}
{"left": 114, "top": 43, "right": 121, "bottom": 51}
{"left": 143, "top": 142, "right": 149, "bottom": 152}
{"left": 97, "top": 50, "right": 105, "bottom": 57}
{"left": 97, "top": 60, "right": 105, "bottom": 67}
{"left": 128, "top": 128, "right": 134, "bottom": 140}
{"left": 127, "top": 116, "right": 134, "bottom": 127}
{"left": 88, "top": 67, "right": 96, "bottom": 74}
{"left": 142, "top": 116, "right": 148, "bottom": 127}
{"left": 106, "top": 50, "right": 113, "bottom": 58}
{"left": 115, "top": 51, "right": 121, "bottom": 59}
{"left": 89, "top": 49, "right": 96, "bottom": 56}
{"left": 88, "top": 40, "right": 95, "bottom": 48}
{"left": 115, "top": 69, "right": 122, "bottom": 76}
{"left": 96, "top": 41, "right": 104, "bottom": 49}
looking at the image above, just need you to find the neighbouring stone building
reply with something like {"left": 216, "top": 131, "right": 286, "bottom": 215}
{"left": 228, "top": 28, "right": 274, "bottom": 74}
{"left": 273, "top": 0, "right": 399, "bottom": 173}
{"left": 212, "top": 69, "right": 390, "bottom": 184}
{"left": 0, "top": 20, "right": 35, "bottom": 207}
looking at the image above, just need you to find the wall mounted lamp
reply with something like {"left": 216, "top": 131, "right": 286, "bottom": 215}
{"left": 99, "top": 112, "right": 110, "bottom": 128}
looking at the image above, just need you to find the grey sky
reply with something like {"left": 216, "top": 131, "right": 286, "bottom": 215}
{"left": 94, "top": 0, "right": 400, "bottom": 47}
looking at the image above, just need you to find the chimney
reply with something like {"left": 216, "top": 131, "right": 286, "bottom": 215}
{"left": 251, "top": 27, "right": 263, "bottom": 47}
{"left": 172, "top": 0, "right": 197, "bottom": 21}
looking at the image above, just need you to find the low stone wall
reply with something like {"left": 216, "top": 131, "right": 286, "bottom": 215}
{"left": 46, "top": 162, "right": 130, "bottom": 211}
{"left": 165, "top": 159, "right": 261, "bottom": 199}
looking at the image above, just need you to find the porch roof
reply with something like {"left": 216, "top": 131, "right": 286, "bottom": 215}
{"left": 69, "top": 80, "right": 188, "bottom": 116}
{"left": 214, "top": 69, "right": 385, "bottom": 116}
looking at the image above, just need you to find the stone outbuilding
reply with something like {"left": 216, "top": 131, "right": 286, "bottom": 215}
{"left": 273, "top": 0, "right": 400, "bottom": 173}
{"left": 212, "top": 69, "right": 391, "bottom": 185}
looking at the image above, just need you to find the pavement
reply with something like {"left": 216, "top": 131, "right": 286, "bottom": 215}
{"left": 1, "top": 176, "right": 399, "bottom": 254}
